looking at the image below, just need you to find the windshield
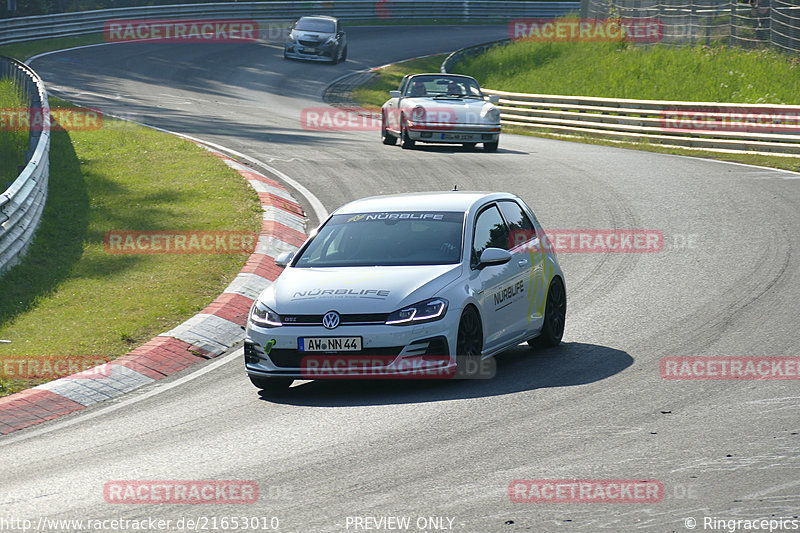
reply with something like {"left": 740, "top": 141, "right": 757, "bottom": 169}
{"left": 404, "top": 76, "right": 484, "bottom": 98}
{"left": 294, "top": 212, "right": 464, "bottom": 267}
{"left": 295, "top": 18, "right": 336, "bottom": 33}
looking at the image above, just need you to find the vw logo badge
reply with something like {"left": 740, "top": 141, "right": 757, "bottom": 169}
{"left": 322, "top": 311, "right": 340, "bottom": 330}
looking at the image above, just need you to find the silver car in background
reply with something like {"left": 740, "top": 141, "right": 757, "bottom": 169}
{"left": 381, "top": 73, "right": 502, "bottom": 151}
{"left": 284, "top": 15, "right": 347, "bottom": 63}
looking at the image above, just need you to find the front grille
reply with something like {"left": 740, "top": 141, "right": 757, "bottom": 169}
{"left": 280, "top": 313, "right": 389, "bottom": 326}
{"left": 268, "top": 347, "right": 403, "bottom": 368}
{"left": 298, "top": 39, "right": 320, "bottom": 46}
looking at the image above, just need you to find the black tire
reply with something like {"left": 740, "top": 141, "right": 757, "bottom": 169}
{"left": 381, "top": 112, "right": 397, "bottom": 145}
{"left": 400, "top": 117, "right": 415, "bottom": 149}
{"left": 249, "top": 375, "right": 293, "bottom": 393}
{"left": 340, "top": 45, "right": 348, "bottom": 62}
{"left": 456, "top": 306, "right": 483, "bottom": 378}
{"left": 483, "top": 141, "right": 499, "bottom": 152}
{"left": 531, "top": 277, "right": 566, "bottom": 348}
{"left": 463, "top": 142, "right": 477, "bottom": 150}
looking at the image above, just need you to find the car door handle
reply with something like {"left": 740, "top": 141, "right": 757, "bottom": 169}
{"left": 518, "top": 259, "right": 528, "bottom": 267}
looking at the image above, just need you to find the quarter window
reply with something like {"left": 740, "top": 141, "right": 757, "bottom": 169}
{"left": 498, "top": 200, "right": 536, "bottom": 250}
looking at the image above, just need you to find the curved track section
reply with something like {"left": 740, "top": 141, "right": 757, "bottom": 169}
{"left": 3, "top": 25, "right": 800, "bottom": 532}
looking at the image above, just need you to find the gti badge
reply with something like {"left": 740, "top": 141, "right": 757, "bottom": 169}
{"left": 322, "top": 311, "right": 340, "bottom": 329}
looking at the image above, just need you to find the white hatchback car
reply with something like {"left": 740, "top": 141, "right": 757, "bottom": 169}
{"left": 381, "top": 73, "right": 502, "bottom": 151}
{"left": 244, "top": 191, "right": 565, "bottom": 392}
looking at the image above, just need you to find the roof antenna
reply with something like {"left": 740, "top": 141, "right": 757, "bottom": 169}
{"left": 452, "top": 184, "right": 458, "bottom": 191}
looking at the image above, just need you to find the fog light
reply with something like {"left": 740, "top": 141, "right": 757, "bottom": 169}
{"left": 244, "top": 340, "right": 264, "bottom": 364}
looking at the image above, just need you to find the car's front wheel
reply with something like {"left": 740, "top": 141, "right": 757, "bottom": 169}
{"left": 530, "top": 277, "right": 566, "bottom": 348}
{"left": 381, "top": 111, "right": 397, "bottom": 145}
{"left": 400, "top": 115, "right": 415, "bottom": 149}
{"left": 249, "top": 375, "right": 293, "bottom": 394}
{"left": 340, "top": 45, "right": 348, "bottom": 62}
{"left": 456, "top": 306, "right": 483, "bottom": 377}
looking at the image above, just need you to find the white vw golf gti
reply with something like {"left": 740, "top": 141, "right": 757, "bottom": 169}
{"left": 244, "top": 191, "right": 566, "bottom": 392}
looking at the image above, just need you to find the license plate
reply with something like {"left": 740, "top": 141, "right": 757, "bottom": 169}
{"left": 302, "top": 47, "right": 316, "bottom": 53}
{"left": 298, "top": 337, "right": 362, "bottom": 352}
{"left": 441, "top": 133, "right": 476, "bottom": 140}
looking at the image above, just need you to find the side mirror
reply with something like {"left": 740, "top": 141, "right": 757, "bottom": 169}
{"left": 389, "top": 90, "right": 401, "bottom": 98}
{"left": 274, "top": 251, "right": 295, "bottom": 268}
{"left": 488, "top": 94, "right": 500, "bottom": 104}
{"left": 478, "top": 247, "right": 512, "bottom": 268}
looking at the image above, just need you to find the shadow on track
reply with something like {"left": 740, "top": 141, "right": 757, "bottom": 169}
{"left": 259, "top": 341, "right": 632, "bottom": 407}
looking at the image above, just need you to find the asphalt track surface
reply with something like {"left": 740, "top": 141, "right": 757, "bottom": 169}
{"left": 3, "top": 25, "right": 800, "bottom": 533}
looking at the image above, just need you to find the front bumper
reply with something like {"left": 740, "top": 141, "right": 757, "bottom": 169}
{"left": 284, "top": 44, "right": 336, "bottom": 61}
{"left": 245, "top": 322, "right": 456, "bottom": 379}
{"left": 406, "top": 124, "right": 501, "bottom": 143}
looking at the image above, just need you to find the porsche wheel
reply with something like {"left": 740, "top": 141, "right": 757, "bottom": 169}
{"left": 382, "top": 112, "right": 397, "bottom": 145}
{"left": 400, "top": 118, "right": 415, "bottom": 149}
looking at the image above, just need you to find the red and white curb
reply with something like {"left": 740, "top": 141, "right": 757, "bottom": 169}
{"left": 0, "top": 147, "right": 308, "bottom": 435}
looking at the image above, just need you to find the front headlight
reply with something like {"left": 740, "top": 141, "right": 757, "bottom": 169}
{"left": 408, "top": 105, "right": 426, "bottom": 123}
{"left": 386, "top": 298, "right": 448, "bottom": 326}
{"left": 482, "top": 107, "right": 500, "bottom": 123}
{"left": 286, "top": 32, "right": 297, "bottom": 43}
{"left": 250, "top": 302, "right": 282, "bottom": 328}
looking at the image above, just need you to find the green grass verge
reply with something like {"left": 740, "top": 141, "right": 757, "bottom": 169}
{"left": 451, "top": 41, "right": 800, "bottom": 104}
{"left": 0, "top": 78, "right": 29, "bottom": 184}
{"left": 0, "top": 97, "right": 261, "bottom": 397}
{"left": 352, "top": 54, "right": 446, "bottom": 110}
{"left": 0, "top": 33, "right": 107, "bottom": 62}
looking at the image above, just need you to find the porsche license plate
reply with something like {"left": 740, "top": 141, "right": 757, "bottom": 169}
{"left": 441, "top": 133, "right": 476, "bottom": 140}
{"left": 299, "top": 337, "right": 362, "bottom": 352}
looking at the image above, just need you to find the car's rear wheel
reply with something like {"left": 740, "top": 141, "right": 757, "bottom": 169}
{"left": 530, "top": 277, "right": 566, "bottom": 348}
{"left": 400, "top": 118, "right": 415, "bottom": 149}
{"left": 249, "top": 375, "right": 293, "bottom": 394}
{"left": 382, "top": 111, "right": 397, "bottom": 145}
{"left": 484, "top": 141, "right": 499, "bottom": 152}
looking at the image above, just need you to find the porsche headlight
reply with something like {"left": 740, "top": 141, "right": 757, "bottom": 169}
{"left": 409, "top": 105, "right": 426, "bottom": 123}
{"left": 386, "top": 298, "right": 448, "bottom": 326}
{"left": 250, "top": 302, "right": 282, "bottom": 328}
{"left": 482, "top": 107, "right": 500, "bottom": 123}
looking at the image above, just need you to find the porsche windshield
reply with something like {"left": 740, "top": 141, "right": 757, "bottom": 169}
{"left": 294, "top": 212, "right": 464, "bottom": 267}
{"left": 404, "top": 76, "right": 484, "bottom": 98}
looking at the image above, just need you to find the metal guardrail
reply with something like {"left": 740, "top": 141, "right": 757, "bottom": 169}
{"left": 0, "top": 57, "right": 50, "bottom": 277}
{"left": 443, "top": 42, "right": 800, "bottom": 156}
{"left": 0, "top": 1, "right": 580, "bottom": 45}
